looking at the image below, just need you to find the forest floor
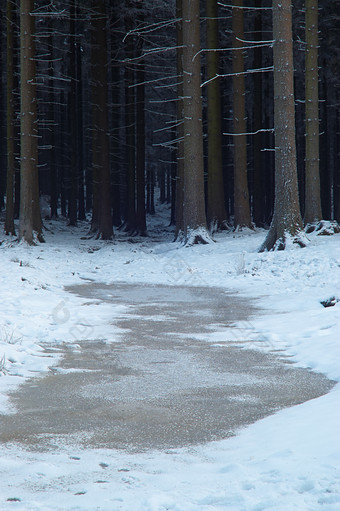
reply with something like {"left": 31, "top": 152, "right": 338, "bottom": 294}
{"left": 0, "top": 203, "right": 339, "bottom": 510}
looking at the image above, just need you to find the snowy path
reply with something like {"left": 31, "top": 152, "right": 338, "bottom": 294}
{"left": 0, "top": 283, "right": 333, "bottom": 453}
{"left": 0, "top": 223, "right": 339, "bottom": 510}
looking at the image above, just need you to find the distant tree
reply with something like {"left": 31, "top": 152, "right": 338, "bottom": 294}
{"left": 304, "top": 0, "right": 322, "bottom": 224}
{"left": 260, "top": 0, "right": 304, "bottom": 251}
{"left": 206, "top": 0, "right": 228, "bottom": 232}
{"left": 19, "top": 0, "right": 43, "bottom": 244}
{"left": 181, "top": 0, "right": 211, "bottom": 244}
{"left": 232, "top": 0, "right": 252, "bottom": 229}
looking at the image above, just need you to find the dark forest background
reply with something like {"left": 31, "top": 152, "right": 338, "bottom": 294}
{"left": 0, "top": 0, "right": 339, "bottom": 244}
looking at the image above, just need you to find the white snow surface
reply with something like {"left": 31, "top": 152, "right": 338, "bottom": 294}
{"left": 0, "top": 211, "right": 340, "bottom": 510}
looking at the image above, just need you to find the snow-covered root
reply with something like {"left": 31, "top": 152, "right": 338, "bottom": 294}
{"left": 305, "top": 220, "right": 340, "bottom": 236}
{"left": 208, "top": 218, "right": 231, "bottom": 234}
{"left": 183, "top": 227, "right": 214, "bottom": 247}
{"left": 259, "top": 229, "right": 309, "bottom": 252}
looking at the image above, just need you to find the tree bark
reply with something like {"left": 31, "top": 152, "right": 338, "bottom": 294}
{"left": 123, "top": 2, "right": 137, "bottom": 233}
{"left": 19, "top": 0, "right": 43, "bottom": 244}
{"left": 182, "top": 0, "right": 210, "bottom": 244}
{"left": 68, "top": 0, "right": 78, "bottom": 226}
{"left": 91, "top": 0, "right": 113, "bottom": 239}
{"left": 5, "top": 0, "right": 16, "bottom": 235}
{"left": 206, "top": 0, "right": 228, "bottom": 232}
{"left": 252, "top": 0, "right": 265, "bottom": 227}
{"left": 260, "top": 0, "right": 304, "bottom": 251}
{"left": 136, "top": 60, "right": 147, "bottom": 235}
{"left": 175, "top": 0, "right": 185, "bottom": 239}
{"left": 304, "top": 0, "right": 322, "bottom": 224}
{"left": 232, "top": 0, "right": 252, "bottom": 229}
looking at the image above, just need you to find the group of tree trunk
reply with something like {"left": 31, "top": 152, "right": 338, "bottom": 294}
{"left": 0, "top": 0, "right": 339, "bottom": 248}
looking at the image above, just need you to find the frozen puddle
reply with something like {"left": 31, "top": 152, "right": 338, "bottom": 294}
{"left": 0, "top": 283, "right": 335, "bottom": 452}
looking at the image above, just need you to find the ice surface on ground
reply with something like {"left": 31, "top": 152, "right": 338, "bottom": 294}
{"left": 0, "top": 208, "right": 339, "bottom": 510}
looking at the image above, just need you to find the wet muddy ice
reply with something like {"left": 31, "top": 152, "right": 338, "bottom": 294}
{"left": 0, "top": 283, "right": 335, "bottom": 452}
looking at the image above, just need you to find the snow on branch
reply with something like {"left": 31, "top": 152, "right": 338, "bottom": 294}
{"left": 217, "top": 2, "right": 272, "bottom": 10}
{"left": 236, "top": 37, "right": 274, "bottom": 45}
{"left": 223, "top": 128, "right": 274, "bottom": 136}
{"left": 128, "top": 74, "right": 182, "bottom": 89}
{"left": 124, "top": 45, "right": 184, "bottom": 64}
{"left": 123, "top": 18, "right": 180, "bottom": 42}
{"left": 201, "top": 66, "right": 273, "bottom": 87}
{"left": 194, "top": 42, "right": 273, "bottom": 61}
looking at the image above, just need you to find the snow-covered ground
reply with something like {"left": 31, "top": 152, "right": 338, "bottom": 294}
{"left": 0, "top": 207, "right": 339, "bottom": 510}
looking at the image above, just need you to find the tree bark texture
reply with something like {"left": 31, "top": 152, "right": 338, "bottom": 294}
{"left": 5, "top": 0, "right": 16, "bottom": 235}
{"left": 136, "top": 35, "right": 147, "bottom": 236}
{"left": 68, "top": 0, "right": 78, "bottom": 226}
{"left": 232, "top": 0, "right": 251, "bottom": 229}
{"left": 252, "top": 0, "right": 265, "bottom": 227}
{"left": 260, "top": 0, "right": 304, "bottom": 250}
{"left": 19, "top": 0, "right": 43, "bottom": 244}
{"left": 304, "top": 0, "right": 322, "bottom": 223}
{"left": 124, "top": 3, "right": 136, "bottom": 233}
{"left": 182, "top": 0, "right": 210, "bottom": 244}
{"left": 175, "top": 0, "right": 185, "bottom": 239}
{"left": 91, "top": 0, "right": 113, "bottom": 239}
{"left": 206, "top": 0, "right": 228, "bottom": 232}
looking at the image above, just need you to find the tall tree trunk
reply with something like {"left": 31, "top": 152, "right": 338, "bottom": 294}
{"left": 260, "top": 0, "right": 304, "bottom": 251}
{"left": 175, "top": 0, "right": 184, "bottom": 239}
{"left": 48, "top": 29, "right": 58, "bottom": 220}
{"left": 111, "top": 26, "right": 122, "bottom": 227}
{"left": 76, "top": 22, "right": 85, "bottom": 222}
{"left": 91, "top": 0, "right": 113, "bottom": 239}
{"left": 252, "top": 0, "right": 265, "bottom": 227}
{"left": 232, "top": 0, "right": 252, "bottom": 229}
{"left": 304, "top": 0, "right": 322, "bottom": 224}
{"left": 68, "top": 0, "right": 78, "bottom": 226}
{"left": 181, "top": 0, "right": 210, "bottom": 245}
{"left": 135, "top": 5, "right": 147, "bottom": 236}
{"left": 19, "top": 0, "right": 43, "bottom": 244}
{"left": 206, "top": 0, "right": 228, "bottom": 232}
{"left": 5, "top": 0, "right": 16, "bottom": 235}
{"left": 123, "top": 3, "right": 137, "bottom": 233}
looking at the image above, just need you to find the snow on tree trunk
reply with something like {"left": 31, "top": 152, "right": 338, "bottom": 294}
{"left": 232, "top": 0, "right": 252, "bottom": 230}
{"left": 5, "top": 0, "right": 16, "bottom": 236}
{"left": 304, "top": 0, "right": 322, "bottom": 224}
{"left": 260, "top": 0, "right": 305, "bottom": 251}
{"left": 175, "top": 0, "right": 185, "bottom": 240}
{"left": 182, "top": 0, "right": 211, "bottom": 245}
{"left": 206, "top": 0, "right": 228, "bottom": 232}
{"left": 91, "top": 0, "right": 113, "bottom": 240}
{"left": 19, "top": 0, "right": 43, "bottom": 244}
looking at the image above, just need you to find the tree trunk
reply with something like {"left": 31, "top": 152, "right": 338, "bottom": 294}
{"left": 76, "top": 22, "right": 85, "bottom": 222}
{"left": 174, "top": 0, "right": 184, "bottom": 239}
{"left": 5, "top": 0, "right": 16, "bottom": 235}
{"left": 232, "top": 0, "right": 252, "bottom": 229}
{"left": 19, "top": 0, "right": 43, "bottom": 244}
{"left": 68, "top": 0, "right": 78, "bottom": 226}
{"left": 206, "top": 0, "right": 228, "bottom": 232}
{"left": 91, "top": 0, "right": 113, "bottom": 239}
{"left": 182, "top": 0, "right": 210, "bottom": 245}
{"left": 304, "top": 0, "right": 322, "bottom": 224}
{"left": 252, "top": 0, "right": 265, "bottom": 227}
{"left": 48, "top": 29, "right": 58, "bottom": 220}
{"left": 136, "top": 9, "right": 147, "bottom": 236}
{"left": 260, "top": 0, "right": 304, "bottom": 251}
